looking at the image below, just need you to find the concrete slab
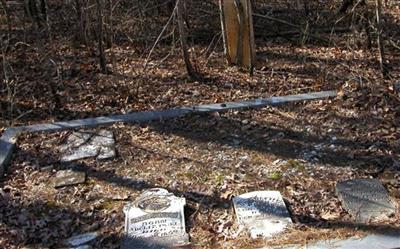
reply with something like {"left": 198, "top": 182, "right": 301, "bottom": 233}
{"left": 271, "top": 233, "right": 400, "bottom": 249}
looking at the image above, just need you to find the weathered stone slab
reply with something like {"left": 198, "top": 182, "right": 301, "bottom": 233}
{"left": 53, "top": 170, "right": 86, "bottom": 188}
{"left": 122, "top": 188, "right": 189, "bottom": 249}
{"left": 60, "top": 130, "right": 115, "bottom": 162}
{"left": 66, "top": 232, "right": 99, "bottom": 247}
{"left": 336, "top": 179, "right": 396, "bottom": 223}
{"left": 233, "top": 191, "right": 292, "bottom": 239}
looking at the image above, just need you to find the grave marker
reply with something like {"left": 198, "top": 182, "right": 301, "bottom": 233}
{"left": 336, "top": 179, "right": 396, "bottom": 223}
{"left": 66, "top": 232, "right": 99, "bottom": 247}
{"left": 233, "top": 191, "right": 292, "bottom": 239}
{"left": 122, "top": 188, "right": 189, "bottom": 249}
{"left": 53, "top": 169, "right": 86, "bottom": 188}
{"left": 60, "top": 130, "right": 115, "bottom": 162}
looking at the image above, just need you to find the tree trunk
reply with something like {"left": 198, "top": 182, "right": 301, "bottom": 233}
{"left": 0, "top": 0, "right": 12, "bottom": 37}
{"left": 75, "top": 0, "right": 87, "bottom": 44}
{"left": 234, "top": 0, "right": 244, "bottom": 66}
{"left": 40, "top": 0, "right": 51, "bottom": 41}
{"left": 176, "top": 0, "right": 199, "bottom": 80}
{"left": 219, "top": 0, "right": 231, "bottom": 63}
{"left": 96, "top": 0, "right": 107, "bottom": 74}
{"left": 219, "top": 0, "right": 256, "bottom": 72}
{"left": 375, "top": 0, "right": 388, "bottom": 78}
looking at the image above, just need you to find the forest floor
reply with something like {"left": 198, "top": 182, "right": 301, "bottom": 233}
{"left": 1, "top": 1, "right": 400, "bottom": 248}
{"left": 2, "top": 98, "right": 400, "bottom": 248}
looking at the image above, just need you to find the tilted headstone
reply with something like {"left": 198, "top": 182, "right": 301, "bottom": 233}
{"left": 336, "top": 179, "right": 396, "bottom": 223}
{"left": 233, "top": 191, "right": 292, "bottom": 239}
{"left": 122, "top": 188, "right": 189, "bottom": 249}
{"left": 60, "top": 130, "right": 115, "bottom": 162}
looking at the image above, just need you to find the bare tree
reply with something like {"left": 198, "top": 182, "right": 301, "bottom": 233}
{"left": 219, "top": 0, "right": 231, "bottom": 63}
{"left": 234, "top": 0, "right": 244, "bottom": 66}
{"left": 176, "top": 0, "right": 200, "bottom": 80}
{"left": 0, "top": 0, "right": 12, "bottom": 37}
{"left": 96, "top": 0, "right": 108, "bottom": 74}
{"left": 375, "top": 0, "right": 387, "bottom": 78}
{"left": 74, "top": 0, "right": 88, "bottom": 45}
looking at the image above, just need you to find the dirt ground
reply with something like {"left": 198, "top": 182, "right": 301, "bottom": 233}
{"left": 1, "top": 0, "right": 400, "bottom": 248}
{"left": 1, "top": 98, "right": 399, "bottom": 248}
{"left": 1, "top": 1, "right": 399, "bottom": 130}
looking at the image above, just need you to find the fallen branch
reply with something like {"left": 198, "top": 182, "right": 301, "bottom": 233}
{"left": 253, "top": 13, "right": 297, "bottom": 29}
{"left": 257, "top": 27, "right": 351, "bottom": 38}
{"left": 253, "top": 13, "right": 329, "bottom": 43}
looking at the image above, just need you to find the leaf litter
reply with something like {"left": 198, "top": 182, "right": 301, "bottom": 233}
{"left": 1, "top": 97, "right": 399, "bottom": 248}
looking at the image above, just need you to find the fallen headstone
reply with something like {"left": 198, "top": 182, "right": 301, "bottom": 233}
{"left": 66, "top": 232, "right": 98, "bottom": 247}
{"left": 53, "top": 170, "right": 86, "bottom": 188}
{"left": 60, "top": 130, "right": 115, "bottom": 162}
{"left": 336, "top": 179, "right": 396, "bottom": 223}
{"left": 122, "top": 188, "right": 189, "bottom": 249}
{"left": 233, "top": 191, "right": 292, "bottom": 239}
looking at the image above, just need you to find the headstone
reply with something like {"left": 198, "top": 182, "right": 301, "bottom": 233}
{"left": 60, "top": 130, "right": 115, "bottom": 162}
{"left": 233, "top": 191, "right": 292, "bottom": 239}
{"left": 66, "top": 232, "right": 99, "bottom": 247}
{"left": 336, "top": 179, "right": 396, "bottom": 223}
{"left": 122, "top": 188, "right": 189, "bottom": 249}
{"left": 53, "top": 170, "right": 86, "bottom": 188}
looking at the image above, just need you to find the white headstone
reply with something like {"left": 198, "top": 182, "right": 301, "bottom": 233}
{"left": 122, "top": 188, "right": 189, "bottom": 249}
{"left": 233, "top": 191, "right": 292, "bottom": 239}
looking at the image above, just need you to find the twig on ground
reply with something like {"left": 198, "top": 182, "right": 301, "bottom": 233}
{"left": 253, "top": 13, "right": 329, "bottom": 44}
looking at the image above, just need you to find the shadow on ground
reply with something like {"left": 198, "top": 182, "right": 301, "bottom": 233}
{"left": 1, "top": 107, "right": 399, "bottom": 247}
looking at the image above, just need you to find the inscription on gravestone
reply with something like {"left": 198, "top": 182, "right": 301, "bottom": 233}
{"left": 233, "top": 191, "right": 292, "bottom": 239}
{"left": 336, "top": 179, "right": 396, "bottom": 223}
{"left": 122, "top": 188, "right": 189, "bottom": 249}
